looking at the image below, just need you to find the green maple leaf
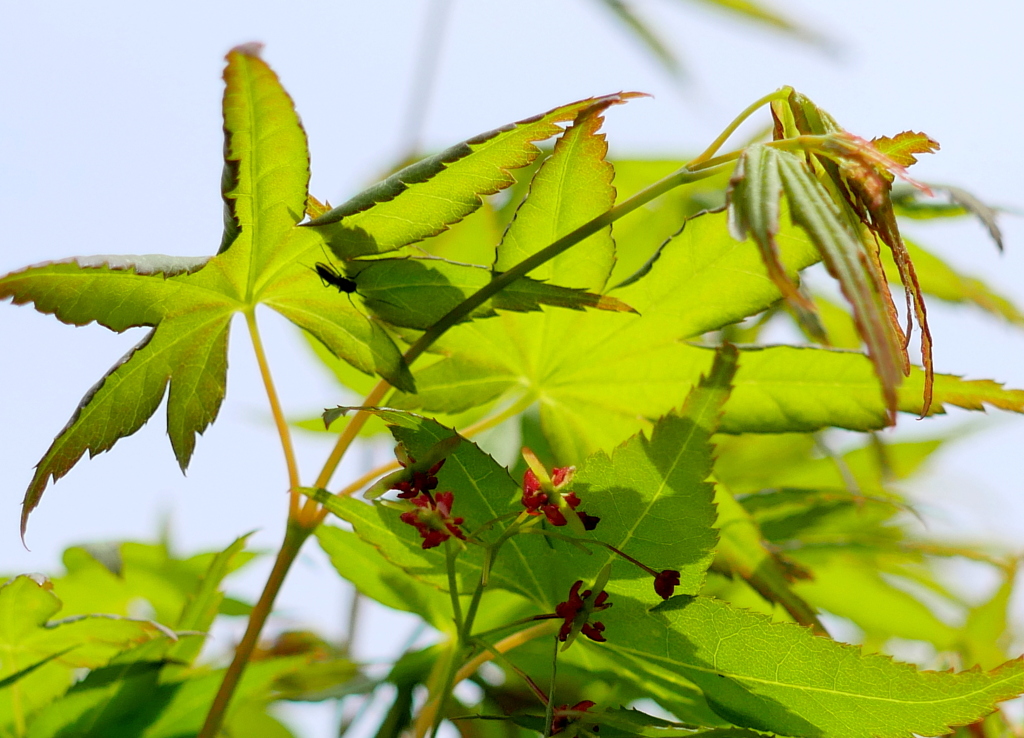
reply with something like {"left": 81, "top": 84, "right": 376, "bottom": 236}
{"left": 314, "top": 346, "right": 733, "bottom": 614}
{"left": 0, "top": 576, "right": 171, "bottom": 731}
{"left": 0, "top": 46, "right": 399, "bottom": 536}
{"left": 390, "top": 206, "right": 1024, "bottom": 463}
{"left": 608, "top": 595, "right": 1024, "bottom": 738}
{"left": 0, "top": 46, "right": 635, "bottom": 535}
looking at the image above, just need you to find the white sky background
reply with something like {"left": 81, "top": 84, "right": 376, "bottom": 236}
{"left": 1, "top": 1, "right": 1023, "bottom": 735}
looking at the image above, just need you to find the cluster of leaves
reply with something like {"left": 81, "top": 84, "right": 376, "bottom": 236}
{"left": 2, "top": 42, "right": 1023, "bottom": 738}
{"left": 0, "top": 539, "right": 365, "bottom": 736}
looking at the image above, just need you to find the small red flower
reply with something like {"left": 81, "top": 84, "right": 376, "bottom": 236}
{"left": 555, "top": 580, "right": 611, "bottom": 644}
{"left": 393, "top": 457, "right": 445, "bottom": 499}
{"left": 399, "top": 491, "right": 467, "bottom": 549}
{"left": 522, "top": 468, "right": 599, "bottom": 531}
{"left": 551, "top": 700, "right": 598, "bottom": 735}
{"left": 653, "top": 569, "right": 681, "bottom": 600}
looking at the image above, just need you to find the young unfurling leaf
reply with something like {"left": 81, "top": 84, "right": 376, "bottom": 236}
{"left": 729, "top": 89, "right": 939, "bottom": 420}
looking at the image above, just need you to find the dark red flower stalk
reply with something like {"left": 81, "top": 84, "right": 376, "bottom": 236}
{"left": 551, "top": 701, "right": 598, "bottom": 735}
{"left": 555, "top": 580, "right": 612, "bottom": 645}
{"left": 399, "top": 490, "right": 467, "bottom": 549}
{"left": 592, "top": 541, "right": 681, "bottom": 600}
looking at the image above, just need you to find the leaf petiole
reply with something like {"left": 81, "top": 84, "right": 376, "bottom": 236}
{"left": 243, "top": 311, "right": 300, "bottom": 515}
{"left": 687, "top": 86, "right": 793, "bottom": 168}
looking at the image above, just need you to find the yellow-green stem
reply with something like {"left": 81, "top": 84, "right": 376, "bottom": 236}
{"left": 688, "top": 86, "right": 792, "bottom": 167}
{"left": 415, "top": 621, "right": 559, "bottom": 738}
{"left": 245, "top": 310, "right": 300, "bottom": 512}
{"left": 445, "top": 539, "right": 464, "bottom": 632}
{"left": 10, "top": 674, "right": 25, "bottom": 738}
{"left": 197, "top": 521, "right": 312, "bottom": 738}
{"left": 305, "top": 378, "right": 391, "bottom": 522}
{"left": 455, "top": 621, "right": 559, "bottom": 685}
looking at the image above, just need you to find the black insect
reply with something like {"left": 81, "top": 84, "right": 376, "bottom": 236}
{"left": 315, "top": 261, "right": 358, "bottom": 294}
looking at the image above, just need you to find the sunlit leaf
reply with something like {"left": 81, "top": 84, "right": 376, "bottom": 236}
{"left": 307, "top": 94, "right": 641, "bottom": 258}
{"left": 0, "top": 576, "right": 170, "bottom": 733}
{"left": 313, "top": 413, "right": 557, "bottom": 606}
{"left": 165, "top": 534, "right": 253, "bottom": 666}
{"left": 775, "top": 145, "right": 906, "bottom": 418}
{"left": 388, "top": 208, "right": 822, "bottom": 460}
{"left": 495, "top": 98, "right": 618, "bottom": 292}
{"left": 790, "top": 549, "right": 961, "bottom": 650}
{"left": 959, "top": 561, "right": 1016, "bottom": 670}
{"left": 49, "top": 539, "right": 255, "bottom": 628}
{"left": 608, "top": 594, "right": 1024, "bottom": 738}
{"left": 547, "top": 346, "right": 736, "bottom": 606}
{"left": 0, "top": 46, "right": 414, "bottom": 534}
{"left": 25, "top": 655, "right": 305, "bottom": 738}
{"left": 348, "top": 257, "right": 634, "bottom": 331}
{"left": 315, "top": 525, "right": 455, "bottom": 632}
{"left": 728, "top": 144, "right": 813, "bottom": 311}
{"left": 711, "top": 482, "right": 822, "bottom": 631}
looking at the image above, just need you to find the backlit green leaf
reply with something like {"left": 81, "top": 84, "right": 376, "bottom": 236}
{"left": 314, "top": 414, "right": 557, "bottom": 606}
{"left": 165, "top": 534, "right": 253, "bottom": 666}
{"left": 389, "top": 208, "right": 822, "bottom": 460}
{"left": 348, "top": 257, "right": 633, "bottom": 331}
{"left": 790, "top": 549, "right": 961, "bottom": 650}
{"left": 0, "top": 576, "right": 169, "bottom": 733}
{"left": 720, "top": 345, "right": 1024, "bottom": 434}
{"left": 711, "top": 482, "right": 823, "bottom": 631}
{"left": 25, "top": 656, "right": 305, "bottom": 738}
{"left": 775, "top": 145, "right": 905, "bottom": 417}
{"left": 546, "top": 346, "right": 736, "bottom": 605}
{"left": 494, "top": 97, "right": 618, "bottom": 292}
{"left": 608, "top": 594, "right": 1024, "bottom": 738}
{"left": 0, "top": 46, "right": 416, "bottom": 533}
{"left": 960, "top": 562, "right": 1016, "bottom": 670}
{"left": 307, "top": 94, "right": 640, "bottom": 259}
{"left": 315, "top": 525, "right": 454, "bottom": 631}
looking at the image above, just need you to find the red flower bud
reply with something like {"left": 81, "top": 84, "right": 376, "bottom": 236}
{"left": 399, "top": 490, "right": 466, "bottom": 549}
{"left": 521, "top": 468, "right": 599, "bottom": 531}
{"left": 555, "top": 580, "right": 611, "bottom": 644}
{"left": 653, "top": 569, "right": 681, "bottom": 600}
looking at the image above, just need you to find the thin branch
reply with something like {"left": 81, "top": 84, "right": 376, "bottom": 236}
{"left": 688, "top": 86, "right": 792, "bottom": 167}
{"left": 198, "top": 522, "right": 311, "bottom": 738}
{"left": 454, "top": 621, "right": 559, "bottom": 686}
{"left": 306, "top": 378, "right": 392, "bottom": 523}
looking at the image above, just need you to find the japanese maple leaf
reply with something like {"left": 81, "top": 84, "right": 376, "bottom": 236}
{"left": 0, "top": 45, "right": 630, "bottom": 535}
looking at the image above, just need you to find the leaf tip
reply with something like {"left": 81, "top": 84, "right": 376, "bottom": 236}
{"left": 229, "top": 42, "right": 265, "bottom": 59}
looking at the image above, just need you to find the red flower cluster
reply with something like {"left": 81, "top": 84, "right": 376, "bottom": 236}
{"left": 555, "top": 580, "right": 611, "bottom": 643}
{"left": 392, "top": 457, "right": 445, "bottom": 499}
{"left": 522, "top": 467, "right": 599, "bottom": 531}
{"left": 399, "top": 491, "right": 467, "bottom": 549}
{"left": 551, "top": 700, "right": 598, "bottom": 735}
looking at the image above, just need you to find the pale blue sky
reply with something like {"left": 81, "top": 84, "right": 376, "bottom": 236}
{"left": 1, "top": 1, "right": 1022, "bottom": 734}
